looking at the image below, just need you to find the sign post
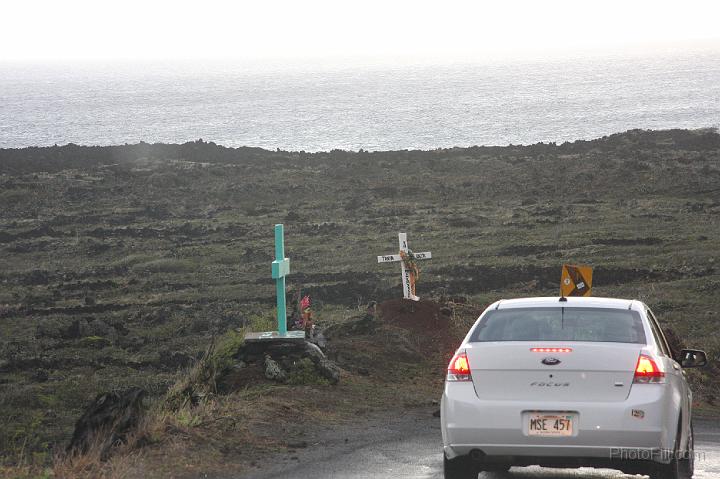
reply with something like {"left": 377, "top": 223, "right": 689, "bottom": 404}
{"left": 246, "top": 224, "right": 305, "bottom": 342}
{"left": 377, "top": 233, "right": 432, "bottom": 301}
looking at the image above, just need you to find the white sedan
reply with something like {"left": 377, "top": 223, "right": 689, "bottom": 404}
{"left": 441, "top": 296, "right": 707, "bottom": 479}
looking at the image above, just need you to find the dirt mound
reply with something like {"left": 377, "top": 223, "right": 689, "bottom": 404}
{"left": 378, "top": 298, "right": 463, "bottom": 365}
{"left": 379, "top": 298, "right": 449, "bottom": 333}
{"left": 321, "top": 299, "right": 465, "bottom": 376}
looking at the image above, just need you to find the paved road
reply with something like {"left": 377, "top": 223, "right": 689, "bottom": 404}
{"left": 242, "top": 408, "right": 720, "bottom": 479}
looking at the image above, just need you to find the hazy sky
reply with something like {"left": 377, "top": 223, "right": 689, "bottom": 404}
{"left": 3, "top": 0, "right": 720, "bottom": 63}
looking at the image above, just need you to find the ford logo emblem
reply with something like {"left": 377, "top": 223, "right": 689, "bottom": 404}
{"left": 542, "top": 357, "right": 561, "bottom": 366}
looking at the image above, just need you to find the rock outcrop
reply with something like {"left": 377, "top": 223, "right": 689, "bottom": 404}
{"left": 66, "top": 387, "right": 146, "bottom": 459}
{"left": 217, "top": 339, "right": 341, "bottom": 393}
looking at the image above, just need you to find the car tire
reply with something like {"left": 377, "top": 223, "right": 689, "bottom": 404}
{"left": 651, "top": 420, "right": 693, "bottom": 479}
{"left": 443, "top": 454, "right": 478, "bottom": 479}
{"left": 686, "top": 422, "right": 695, "bottom": 478}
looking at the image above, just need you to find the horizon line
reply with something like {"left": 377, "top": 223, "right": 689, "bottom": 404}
{"left": 2, "top": 127, "right": 717, "bottom": 155}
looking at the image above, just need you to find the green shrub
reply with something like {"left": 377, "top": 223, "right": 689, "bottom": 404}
{"left": 287, "top": 358, "right": 329, "bottom": 386}
{"left": 163, "top": 329, "right": 245, "bottom": 411}
{"left": 211, "top": 330, "right": 245, "bottom": 372}
{"left": 174, "top": 408, "right": 202, "bottom": 428}
{"left": 246, "top": 311, "right": 274, "bottom": 332}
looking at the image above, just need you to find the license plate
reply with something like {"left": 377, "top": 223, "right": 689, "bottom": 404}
{"left": 528, "top": 414, "right": 574, "bottom": 436}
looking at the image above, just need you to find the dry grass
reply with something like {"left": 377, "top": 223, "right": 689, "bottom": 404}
{"left": 52, "top": 432, "right": 144, "bottom": 479}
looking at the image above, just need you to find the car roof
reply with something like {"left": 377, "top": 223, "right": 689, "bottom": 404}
{"left": 493, "top": 296, "right": 640, "bottom": 311}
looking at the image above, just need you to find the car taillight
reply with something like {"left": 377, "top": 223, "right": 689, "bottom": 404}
{"left": 633, "top": 354, "right": 666, "bottom": 384}
{"left": 447, "top": 351, "right": 472, "bottom": 382}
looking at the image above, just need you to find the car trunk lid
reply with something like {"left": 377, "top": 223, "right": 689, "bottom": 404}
{"left": 465, "top": 342, "right": 642, "bottom": 402}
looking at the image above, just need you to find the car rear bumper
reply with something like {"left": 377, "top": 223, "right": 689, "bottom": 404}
{"left": 441, "top": 382, "right": 677, "bottom": 464}
{"left": 443, "top": 451, "right": 666, "bottom": 475}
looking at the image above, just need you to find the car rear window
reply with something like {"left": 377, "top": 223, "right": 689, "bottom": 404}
{"left": 470, "top": 307, "right": 646, "bottom": 343}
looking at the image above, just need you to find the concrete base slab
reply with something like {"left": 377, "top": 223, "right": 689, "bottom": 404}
{"left": 244, "top": 330, "right": 306, "bottom": 343}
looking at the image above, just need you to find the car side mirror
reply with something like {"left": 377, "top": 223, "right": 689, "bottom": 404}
{"left": 679, "top": 349, "right": 708, "bottom": 368}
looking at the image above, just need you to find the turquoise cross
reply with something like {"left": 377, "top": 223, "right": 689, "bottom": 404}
{"left": 271, "top": 224, "right": 290, "bottom": 336}
{"left": 245, "top": 224, "right": 305, "bottom": 342}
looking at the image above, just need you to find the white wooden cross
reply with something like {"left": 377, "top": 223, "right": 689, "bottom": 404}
{"left": 377, "top": 233, "right": 432, "bottom": 301}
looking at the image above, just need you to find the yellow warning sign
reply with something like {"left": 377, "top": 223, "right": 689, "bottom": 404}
{"left": 560, "top": 264, "right": 593, "bottom": 297}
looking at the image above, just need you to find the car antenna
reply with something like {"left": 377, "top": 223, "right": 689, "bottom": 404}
{"left": 559, "top": 264, "right": 570, "bottom": 302}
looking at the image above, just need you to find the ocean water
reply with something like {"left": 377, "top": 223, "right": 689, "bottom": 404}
{"left": 1, "top": 51, "right": 719, "bottom": 151}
